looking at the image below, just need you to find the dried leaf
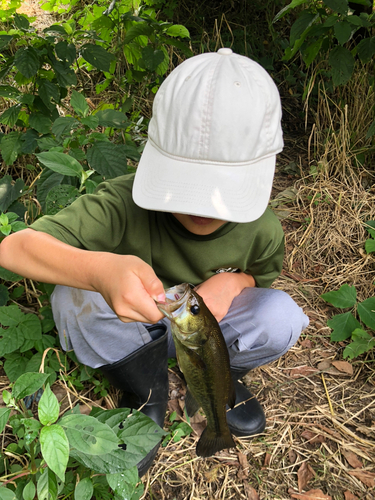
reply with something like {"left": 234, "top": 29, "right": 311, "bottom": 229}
{"left": 289, "top": 449, "right": 298, "bottom": 464}
{"left": 316, "top": 425, "right": 342, "bottom": 440}
{"left": 263, "top": 452, "right": 271, "bottom": 467}
{"left": 237, "top": 451, "right": 249, "bottom": 470}
{"left": 331, "top": 360, "right": 353, "bottom": 375}
{"left": 316, "top": 360, "right": 342, "bottom": 375}
{"left": 289, "top": 488, "right": 332, "bottom": 500}
{"left": 244, "top": 483, "right": 260, "bottom": 500}
{"left": 297, "top": 462, "right": 315, "bottom": 492}
{"left": 289, "top": 366, "right": 319, "bottom": 378}
{"left": 348, "top": 470, "right": 375, "bottom": 487}
{"left": 344, "top": 492, "right": 359, "bottom": 500}
{"left": 301, "top": 430, "right": 325, "bottom": 444}
{"left": 300, "top": 339, "right": 312, "bottom": 348}
{"left": 342, "top": 450, "right": 363, "bottom": 469}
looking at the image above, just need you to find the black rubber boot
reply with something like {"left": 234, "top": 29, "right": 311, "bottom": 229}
{"left": 226, "top": 368, "right": 266, "bottom": 437}
{"left": 100, "top": 325, "right": 169, "bottom": 477}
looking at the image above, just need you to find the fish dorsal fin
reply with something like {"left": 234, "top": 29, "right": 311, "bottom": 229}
{"left": 185, "top": 387, "right": 201, "bottom": 417}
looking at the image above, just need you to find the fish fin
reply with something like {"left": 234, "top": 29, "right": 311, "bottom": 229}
{"left": 196, "top": 427, "right": 236, "bottom": 458}
{"left": 227, "top": 378, "right": 236, "bottom": 410}
{"left": 180, "top": 343, "right": 206, "bottom": 370}
{"left": 185, "top": 387, "right": 201, "bottom": 417}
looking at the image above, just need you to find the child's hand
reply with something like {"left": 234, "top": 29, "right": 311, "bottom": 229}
{"left": 91, "top": 254, "right": 166, "bottom": 324}
{"left": 195, "top": 272, "right": 255, "bottom": 322}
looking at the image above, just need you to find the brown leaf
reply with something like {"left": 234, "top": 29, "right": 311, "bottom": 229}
{"left": 348, "top": 470, "right": 375, "bottom": 487}
{"left": 342, "top": 450, "right": 363, "bottom": 469}
{"left": 289, "top": 449, "right": 298, "bottom": 464}
{"left": 190, "top": 412, "right": 206, "bottom": 437}
{"left": 331, "top": 360, "right": 353, "bottom": 375}
{"left": 316, "top": 424, "right": 342, "bottom": 440}
{"left": 289, "top": 366, "right": 319, "bottom": 378}
{"left": 263, "top": 452, "right": 271, "bottom": 467}
{"left": 301, "top": 430, "right": 325, "bottom": 444}
{"left": 300, "top": 339, "right": 312, "bottom": 348}
{"left": 289, "top": 488, "right": 332, "bottom": 500}
{"left": 237, "top": 451, "right": 249, "bottom": 470}
{"left": 316, "top": 360, "right": 342, "bottom": 376}
{"left": 344, "top": 492, "right": 359, "bottom": 500}
{"left": 244, "top": 483, "right": 259, "bottom": 500}
{"left": 297, "top": 462, "right": 315, "bottom": 492}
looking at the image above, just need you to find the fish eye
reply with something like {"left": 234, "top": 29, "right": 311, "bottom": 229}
{"left": 190, "top": 305, "right": 200, "bottom": 315}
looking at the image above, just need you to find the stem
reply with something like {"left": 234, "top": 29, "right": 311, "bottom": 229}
{"left": 29, "top": 442, "right": 37, "bottom": 473}
{"left": 0, "top": 470, "right": 31, "bottom": 486}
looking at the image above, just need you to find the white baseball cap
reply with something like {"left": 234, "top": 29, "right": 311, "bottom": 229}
{"left": 132, "top": 48, "right": 283, "bottom": 223}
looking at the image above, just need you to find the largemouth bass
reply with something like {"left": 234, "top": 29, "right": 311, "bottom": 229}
{"left": 156, "top": 283, "right": 236, "bottom": 457}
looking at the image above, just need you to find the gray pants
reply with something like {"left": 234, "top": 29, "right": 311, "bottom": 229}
{"left": 51, "top": 285, "right": 309, "bottom": 370}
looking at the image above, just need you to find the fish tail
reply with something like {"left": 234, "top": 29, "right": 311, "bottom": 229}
{"left": 196, "top": 427, "right": 236, "bottom": 458}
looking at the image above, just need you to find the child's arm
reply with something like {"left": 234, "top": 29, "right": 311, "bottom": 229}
{"left": 195, "top": 272, "right": 255, "bottom": 322}
{"left": 0, "top": 229, "right": 165, "bottom": 324}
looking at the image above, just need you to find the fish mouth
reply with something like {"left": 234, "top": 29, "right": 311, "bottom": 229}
{"left": 155, "top": 283, "right": 191, "bottom": 320}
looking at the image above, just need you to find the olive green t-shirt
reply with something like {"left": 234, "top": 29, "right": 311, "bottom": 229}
{"left": 30, "top": 174, "right": 285, "bottom": 289}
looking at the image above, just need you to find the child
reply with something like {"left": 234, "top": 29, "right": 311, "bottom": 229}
{"left": 0, "top": 48, "right": 309, "bottom": 476}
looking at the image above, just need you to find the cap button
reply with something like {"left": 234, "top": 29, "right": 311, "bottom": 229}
{"left": 218, "top": 48, "right": 233, "bottom": 56}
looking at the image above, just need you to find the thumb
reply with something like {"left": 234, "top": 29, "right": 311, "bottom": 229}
{"left": 139, "top": 268, "right": 165, "bottom": 302}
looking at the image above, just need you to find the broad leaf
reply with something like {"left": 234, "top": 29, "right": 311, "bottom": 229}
{"left": 81, "top": 44, "right": 115, "bottom": 73}
{"left": 141, "top": 46, "right": 165, "bottom": 71}
{"left": 123, "top": 23, "right": 153, "bottom": 44}
{"left": 321, "top": 284, "right": 357, "bottom": 308}
{"left": 51, "top": 116, "right": 80, "bottom": 139}
{"left": 87, "top": 142, "right": 128, "bottom": 179}
{"left": 0, "top": 487, "right": 16, "bottom": 499}
{"left": 343, "top": 329, "right": 375, "bottom": 359}
{"left": 55, "top": 41, "right": 76, "bottom": 65}
{"left": 38, "top": 79, "right": 60, "bottom": 109}
{"left": 357, "top": 297, "right": 375, "bottom": 330}
{"left": 70, "top": 90, "right": 90, "bottom": 118}
{"left": 95, "top": 109, "right": 128, "bottom": 128}
{"left": 14, "top": 47, "right": 40, "bottom": 79}
{"left": 29, "top": 113, "right": 52, "bottom": 135}
{"left": 365, "top": 238, "right": 375, "bottom": 254}
{"left": 4, "top": 355, "right": 28, "bottom": 382}
{"left": 38, "top": 384, "right": 60, "bottom": 425}
{"left": 36, "top": 151, "right": 83, "bottom": 177}
{"left": 12, "top": 372, "right": 49, "bottom": 400}
{"left": 334, "top": 20, "right": 352, "bottom": 45}
{"left": 37, "top": 466, "right": 58, "bottom": 500}
{"left": 21, "top": 129, "right": 39, "bottom": 154}
{"left": 357, "top": 37, "right": 375, "bottom": 64}
{"left": 45, "top": 184, "right": 80, "bottom": 215}
{"left": 0, "top": 408, "right": 11, "bottom": 433}
{"left": 0, "top": 325, "right": 24, "bottom": 356}
{"left": 0, "top": 85, "right": 21, "bottom": 99}
{"left": 0, "top": 285, "right": 9, "bottom": 307}
{"left": 0, "top": 132, "right": 23, "bottom": 165}
{"left": 119, "top": 410, "right": 166, "bottom": 454}
{"left": 40, "top": 424, "right": 69, "bottom": 482}
{"left": 0, "top": 304, "right": 24, "bottom": 326}
{"left": 166, "top": 25, "right": 190, "bottom": 38}
{"left": 60, "top": 413, "right": 119, "bottom": 455}
{"left": 290, "top": 11, "right": 317, "bottom": 45}
{"left": 329, "top": 45, "right": 354, "bottom": 86}
{"left": 273, "top": 0, "right": 306, "bottom": 22}
{"left": 74, "top": 477, "right": 94, "bottom": 500}
{"left": 328, "top": 312, "right": 361, "bottom": 341}
{"left": 0, "top": 176, "right": 25, "bottom": 212}
{"left": 0, "top": 35, "right": 13, "bottom": 51}
{"left": 0, "top": 104, "right": 22, "bottom": 127}
{"left": 323, "top": 0, "right": 349, "bottom": 15}
{"left": 22, "top": 481, "right": 36, "bottom": 500}
{"left": 107, "top": 467, "right": 142, "bottom": 499}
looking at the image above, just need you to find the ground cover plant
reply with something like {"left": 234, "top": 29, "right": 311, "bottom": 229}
{"left": 1, "top": 0, "right": 375, "bottom": 498}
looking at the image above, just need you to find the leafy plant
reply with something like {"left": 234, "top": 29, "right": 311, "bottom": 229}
{"left": 162, "top": 410, "right": 193, "bottom": 447}
{"left": 364, "top": 220, "right": 375, "bottom": 254}
{"left": 321, "top": 284, "right": 375, "bottom": 359}
{"left": 0, "top": 374, "right": 166, "bottom": 498}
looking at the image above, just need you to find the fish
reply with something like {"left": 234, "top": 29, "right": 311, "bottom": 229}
{"left": 156, "top": 283, "right": 236, "bottom": 457}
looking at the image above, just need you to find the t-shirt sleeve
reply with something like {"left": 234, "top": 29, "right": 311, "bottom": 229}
{"left": 30, "top": 178, "right": 129, "bottom": 252}
{"left": 248, "top": 234, "right": 285, "bottom": 288}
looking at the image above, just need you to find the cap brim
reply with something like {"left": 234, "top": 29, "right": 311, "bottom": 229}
{"left": 132, "top": 140, "right": 276, "bottom": 223}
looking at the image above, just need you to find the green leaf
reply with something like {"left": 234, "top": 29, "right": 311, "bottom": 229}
{"left": 357, "top": 37, "right": 375, "bottom": 64}
{"left": 14, "top": 47, "right": 40, "bottom": 79}
{"left": 52, "top": 61, "right": 77, "bottom": 88}
{"left": 95, "top": 109, "right": 129, "bottom": 128}
{"left": 38, "top": 79, "right": 60, "bottom": 109}
{"left": 343, "top": 329, "right": 375, "bottom": 359}
{"left": 51, "top": 116, "right": 80, "bottom": 139}
{"left": 0, "top": 304, "right": 24, "bottom": 326}
{"left": 45, "top": 184, "right": 80, "bottom": 215}
{"left": 14, "top": 13, "right": 30, "bottom": 30}
{"left": 357, "top": 297, "right": 375, "bottom": 330}
{"left": 22, "top": 481, "right": 36, "bottom": 500}
{"left": 0, "top": 176, "right": 25, "bottom": 212}
{"left": 12, "top": 372, "right": 49, "bottom": 400}
{"left": 334, "top": 19, "right": 353, "bottom": 45}
{"left": 60, "top": 414, "right": 119, "bottom": 455}
{"left": 22, "top": 417, "right": 42, "bottom": 445}
{"left": 0, "top": 35, "right": 13, "bottom": 51}
{"left": 0, "top": 487, "right": 16, "bottom": 500}
{"left": 0, "top": 325, "right": 24, "bottom": 356}
{"left": 0, "top": 285, "right": 9, "bottom": 307}
{"left": 0, "top": 131, "right": 23, "bottom": 165}
{"left": 364, "top": 220, "right": 375, "bottom": 237}
{"left": 290, "top": 11, "right": 318, "bottom": 46}
{"left": 106, "top": 467, "right": 142, "bottom": 499}
{"left": 323, "top": 0, "right": 349, "bottom": 15}
{"left": 74, "top": 477, "right": 94, "bottom": 500}
{"left": 4, "top": 355, "right": 28, "bottom": 383}
{"left": 0, "top": 104, "right": 22, "bottom": 127}
{"left": 0, "top": 266, "right": 23, "bottom": 282}
{"left": 141, "top": 46, "right": 165, "bottom": 71}
{"left": 81, "top": 44, "right": 115, "bottom": 73}
{"left": 38, "top": 384, "right": 60, "bottom": 425}
{"left": 0, "top": 85, "right": 21, "bottom": 99}
{"left": 21, "top": 129, "right": 39, "bottom": 154}
{"left": 87, "top": 142, "right": 128, "bottom": 179}
{"left": 36, "top": 151, "right": 83, "bottom": 177}
{"left": 55, "top": 41, "right": 76, "bottom": 65}
{"left": 321, "top": 284, "right": 357, "bottom": 308}
{"left": 329, "top": 45, "right": 355, "bottom": 86}
{"left": 365, "top": 238, "right": 375, "bottom": 254}
{"left": 70, "top": 90, "right": 90, "bottom": 118}
{"left": 29, "top": 113, "right": 52, "bottom": 135}
{"left": 37, "top": 467, "right": 58, "bottom": 500}
{"left": 80, "top": 115, "right": 99, "bottom": 129}
{"left": 40, "top": 424, "right": 69, "bottom": 482}
{"left": 328, "top": 312, "right": 361, "bottom": 341}
{"left": 0, "top": 408, "right": 11, "bottom": 433}
{"left": 124, "top": 23, "right": 153, "bottom": 44}
{"left": 43, "top": 24, "right": 68, "bottom": 35}
{"left": 119, "top": 410, "right": 166, "bottom": 456}
{"left": 166, "top": 25, "right": 190, "bottom": 38}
